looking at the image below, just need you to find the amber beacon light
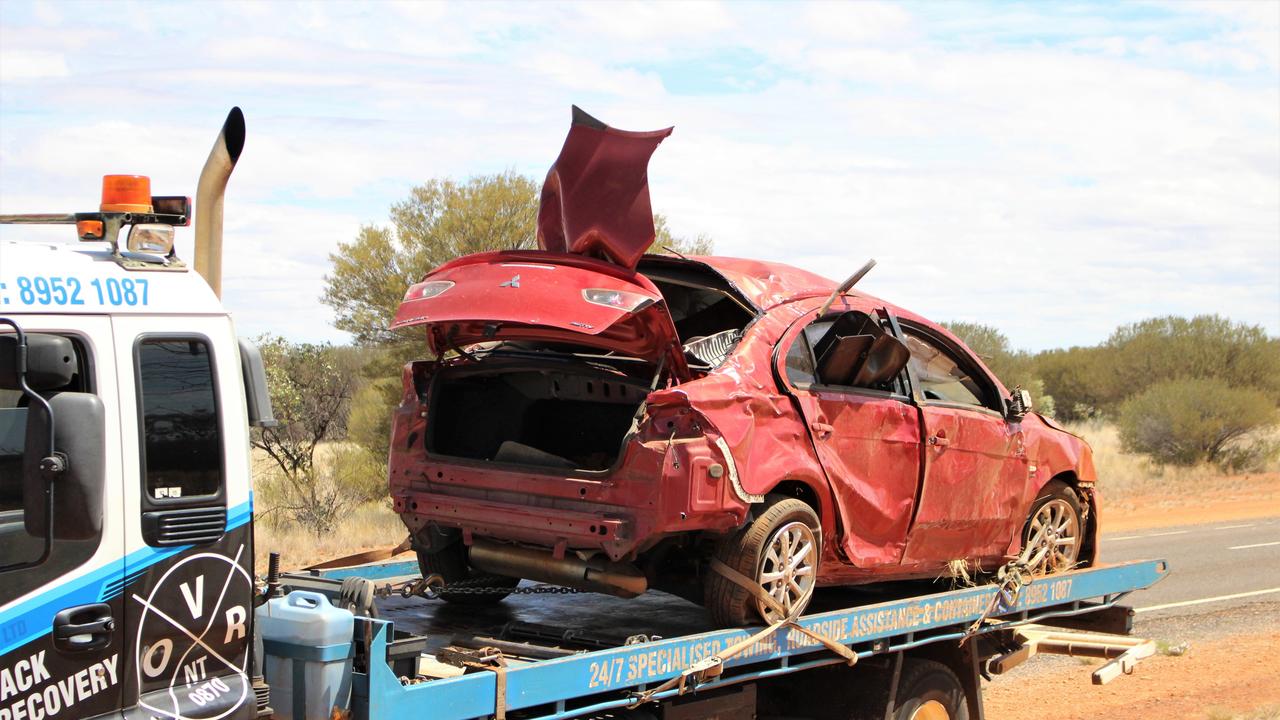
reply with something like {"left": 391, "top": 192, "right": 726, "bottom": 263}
{"left": 100, "top": 174, "right": 153, "bottom": 213}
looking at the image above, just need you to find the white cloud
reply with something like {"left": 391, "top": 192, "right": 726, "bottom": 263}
{"left": 0, "top": 50, "right": 68, "bottom": 81}
{"left": 0, "top": 0, "right": 1275, "bottom": 350}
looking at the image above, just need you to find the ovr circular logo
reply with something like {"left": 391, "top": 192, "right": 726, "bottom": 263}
{"left": 131, "top": 548, "right": 253, "bottom": 720}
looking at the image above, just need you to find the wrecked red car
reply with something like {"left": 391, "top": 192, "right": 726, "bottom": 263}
{"left": 389, "top": 108, "right": 1099, "bottom": 627}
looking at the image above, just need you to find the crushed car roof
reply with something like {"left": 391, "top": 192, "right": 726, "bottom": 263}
{"left": 663, "top": 254, "right": 837, "bottom": 311}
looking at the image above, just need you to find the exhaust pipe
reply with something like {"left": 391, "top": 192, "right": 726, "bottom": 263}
{"left": 468, "top": 539, "right": 648, "bottom": 598}
{"left": 193, "top": 107, "right": 246, "bottom": 299}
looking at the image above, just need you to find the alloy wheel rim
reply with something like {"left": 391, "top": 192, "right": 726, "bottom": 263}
{"left": 910, "top": 700, "right": 951, "bottom": 720}
{"left": 757, "top": 521, "right": 817, "bottom": 623}
{"left": 1024, "top": 498, "right": 1081, "bottom": 574}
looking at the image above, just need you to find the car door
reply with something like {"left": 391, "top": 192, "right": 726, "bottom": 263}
{"left": 778, "top": 307, "right": 922, "bottom": 567}
{"left": 0, "top": 315, "right": 126, "bottom": 718}
{"left": 898, "top": 324, "right": 1027, "bottom": 564}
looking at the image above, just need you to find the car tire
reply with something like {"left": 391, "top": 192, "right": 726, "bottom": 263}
{"left": 1020, "top": 480, "right": 1085, "bottom": 575}
{"left": 705, "top": 495, "right": 821, "bottom": 627}
{"left": 416, "top": 542, "right": 520, "bottom": 605}
{"left": 884, "top": 658, "right": 969, "bottom": 720}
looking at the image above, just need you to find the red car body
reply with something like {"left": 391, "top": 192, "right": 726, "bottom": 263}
{"left": 388, "top": 108, "right": 1098, "bottom": 611}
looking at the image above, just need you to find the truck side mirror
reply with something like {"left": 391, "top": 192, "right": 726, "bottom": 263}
{"left": 22, "top": 392, "right": 106, "bottom": 541}
{"left": 239, "top": 339, "right": 278, "bottom": 428}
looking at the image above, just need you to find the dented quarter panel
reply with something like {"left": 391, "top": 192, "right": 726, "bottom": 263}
{"left": 1016, "top": 412, "right": 1101, "bottom": 563}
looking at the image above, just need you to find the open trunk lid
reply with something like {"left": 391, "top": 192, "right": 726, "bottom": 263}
{"left": 391, "top": 250, "right": 688, "bottom": 376}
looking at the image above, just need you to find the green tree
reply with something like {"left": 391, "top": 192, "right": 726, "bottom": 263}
{"left": 1032, "top": 346, "right": 1109, "bottom": 421}
{"left": 252, "top": 337, "right": 360, "bottom": 535}
{"left": 1117, "top": 377, "right": 1278, "bottom": 466}
{"left": 324, "top": 172, "right": 714, "bottom": 346}
{"left": 324, "top": 172, "right": 541, "bottom": 346}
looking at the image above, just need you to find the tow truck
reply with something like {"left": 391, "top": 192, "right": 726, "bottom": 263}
{"left": 0, "top": 108, "right": 1167, "bottom": 720}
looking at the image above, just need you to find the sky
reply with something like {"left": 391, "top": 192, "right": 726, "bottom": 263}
{"left": 1, "top": 1, "right": 1276, "bottom": 351}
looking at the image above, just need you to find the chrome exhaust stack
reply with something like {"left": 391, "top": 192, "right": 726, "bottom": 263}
{"left": 468, "top": 539, "right": 648, "bottom": 598}
{"left": 193, "top": 107, "right": 246, "bottom": 298}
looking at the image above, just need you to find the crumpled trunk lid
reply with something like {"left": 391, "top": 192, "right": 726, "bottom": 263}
{"left": 537, "top": 106, "right": 672, "bottom": 271}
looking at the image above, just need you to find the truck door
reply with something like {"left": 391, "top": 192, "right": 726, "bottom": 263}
{"left": 110, "top": 315, "right": 256, "bottom": 720}
{"left": 0, "top": 315, "right": 127, "bottom": 719}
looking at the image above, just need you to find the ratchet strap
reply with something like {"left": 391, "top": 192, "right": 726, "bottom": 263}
{"left": 962, "top": 533, "right": 1058, "bottom": 642}
{"left": 461, "top": 648, "right": 508, "bottom": 720}
{"left": 304, "top": 536, "right": 413, "bottom": 571}
{"left": 629, "top": 559, "right": 855, "bottom": 708}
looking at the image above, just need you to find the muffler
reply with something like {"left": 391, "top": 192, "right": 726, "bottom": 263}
{"left": 468, "top": 539, "right": 648, "bottom": 598}
{"left": 193, "top": 107, "right": 246, "bottom": 299}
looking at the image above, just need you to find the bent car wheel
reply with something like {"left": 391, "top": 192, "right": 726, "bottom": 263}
{"left": 706, "top": 496, "right": 821, "bottom": 627}
{"left": 1020, "top": 480, "right": 1084, "bottom": 575}
{"left": 886, "top": 658, "right": 969, "bottom": 720}
{"left": 417, "top": 542, "right": 520, "bottom": 605}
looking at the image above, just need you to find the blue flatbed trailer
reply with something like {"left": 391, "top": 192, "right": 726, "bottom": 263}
{"left": 281, "top": 559, "right": 1167, "bottom": 720}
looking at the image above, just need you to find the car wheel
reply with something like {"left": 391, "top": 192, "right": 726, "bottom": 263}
{"left": 1020, "top": 480, "right": 1083, "bottom": 575}
{"left": 416, "top": 542, "right": 520, "bottom": 605}
{"left": 884, "top": 658, "right": 969, "bottom": 720}
{"left": 706, "top": 495, "right": 821, "bottom": 627}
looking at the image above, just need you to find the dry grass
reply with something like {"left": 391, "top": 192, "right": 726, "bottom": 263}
{"left": 1063, "top": 421, "right": 1280, "bottom": 511}
{"left": 251, "top": 443, "right": 406, "bottom": 571}
{"left": 253, "top": 500, "right": 406, "bottom": 571}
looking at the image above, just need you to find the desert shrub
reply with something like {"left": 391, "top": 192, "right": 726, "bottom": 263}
{"left": 331, "top": 443, "right": 390, "bottom": 504}
{"left": 253, "top": 337, "right": 356, "bottom": 535}
{"left": 1101, "top": 315, "right": 1280, "bottom": 412}
{"left": 1032, "top": 346, "right": 1109, "bottom": 421}
{"left": 1117, "top": 378, "right": 1277, "bottom": 466}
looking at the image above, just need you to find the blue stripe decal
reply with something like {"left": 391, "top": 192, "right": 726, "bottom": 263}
{"left": 0, "top": 498, "right": 253, "bottom": 656}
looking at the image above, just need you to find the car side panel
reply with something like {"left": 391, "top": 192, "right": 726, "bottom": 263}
{"left": 793, "top": 390, "right": 922, "bottom": 567}
{"left": 903, "top": 405, "right": 1027, "bottom": 563}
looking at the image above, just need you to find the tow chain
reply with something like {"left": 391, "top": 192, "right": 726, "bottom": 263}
{"left": 373, "top": 574, "right": 584, "bottom": 601}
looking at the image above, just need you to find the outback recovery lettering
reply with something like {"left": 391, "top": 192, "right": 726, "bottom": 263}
{"left": 0, "top": 652, "right": 118, "bottom": 720}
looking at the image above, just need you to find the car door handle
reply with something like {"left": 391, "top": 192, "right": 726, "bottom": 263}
{"left": 52, "top": 603, "right": 114, "bottom": 653}
{"left": 928, "top": 430, "right": 950, "bottom": 447}
{"left": 809, "top": 421, "right": 833, "bottom": 437}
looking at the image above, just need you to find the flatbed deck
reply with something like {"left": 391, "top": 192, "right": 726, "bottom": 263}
{"left": 282, "top": 559, "right": 1168, "bottom": 720}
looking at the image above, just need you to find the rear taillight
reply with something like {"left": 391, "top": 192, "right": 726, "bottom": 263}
{"left": 582, "top": 288, "right": 655, "bottom": 312}
{"left": 405, "top": 280, "right": 454, "bottom": 300}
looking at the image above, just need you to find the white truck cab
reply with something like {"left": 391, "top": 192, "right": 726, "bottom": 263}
{"left": 0, "top": 109, "right": 270, "bottom": 720}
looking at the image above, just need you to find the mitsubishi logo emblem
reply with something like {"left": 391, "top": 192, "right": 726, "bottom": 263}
{"left": 500, "top": 274, "right": 521, "bottom": 288}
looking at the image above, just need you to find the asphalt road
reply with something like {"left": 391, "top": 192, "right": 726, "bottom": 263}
{"left": 1099, "top": 515, "right": 1280, "bottom": 619}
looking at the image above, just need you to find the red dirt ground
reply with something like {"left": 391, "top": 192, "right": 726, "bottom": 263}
{"left": 985, "top": 628, "right": 1280, "bottom": 720}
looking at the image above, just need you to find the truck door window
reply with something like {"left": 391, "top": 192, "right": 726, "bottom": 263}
{"left": 137, "top": 338, "right": 223, "bottom": 501}
{"left": 0, "top": 336, "right": 100, "bottom": 599}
